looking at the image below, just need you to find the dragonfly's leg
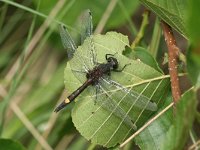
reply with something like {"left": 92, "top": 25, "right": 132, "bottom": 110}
{"left": 105, "top": 53, "right": 117, "bottom": 60}
{"left": 105, "top": 54, "right": 114, "bottom": 60}
{"left": 114, "top": 63, "right": 131, "bottom": 72}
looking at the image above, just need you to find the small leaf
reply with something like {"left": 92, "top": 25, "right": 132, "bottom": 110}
{"left": 0, "top": 139, "right": 26, "bottom": 150}
{"left": 139, "top": 0, "right": 188, "bottom": 38}
{"left": 64, "top": 32, "right": 170, "bottom": 147}
{"left": 123, "top": 46, "right": 163, "bottom": 73}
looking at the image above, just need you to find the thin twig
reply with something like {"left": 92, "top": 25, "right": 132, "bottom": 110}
{"left": 94, "top": 0, "right": 118, "bottom": 34}
{"left": 188, "top": 139, "right": 200, "bottom": 150}
{"left": 131, "top": 9, "right": 150, "bottom": 49}
{"left": 161, "top": 21, "right": 181, "bottom": 104}
{"left": 120, "top": 102, "right": 174, "bottom": 148}
{"left": 54, "top": 134, "right": 75, "bottom": 150}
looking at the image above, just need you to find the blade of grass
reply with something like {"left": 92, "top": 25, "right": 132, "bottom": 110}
{"left": 0, "top": 0, "right": 75, "bottom": 31}
{"left": 5, "top": 0, "right": 67, "bottom": 82}
{"left": 34, "top": 2, "right": 77, "bottom": 149}
{"left": 10, "top": 101, "right": 53, "bottom": 150}
{"left": 0, "top": 0, "right": 32, "bottom": 45}
{"left": 117, "top": 0, "right": 137, "bottom": 36}
{"left": 34, "top": 90, "right": 66, "bottom": 150}
{"left": 10, "top": 0, "right": 76, "bottom": 148}
{"left": 148, "top": 17, "right": 161, "bottom": 58}
{"left": 17, "top": 0, "right": 40, "bottom": 74}
{"left": 94, "top": 0, "right": 118, "bottom": 34}
{"left": 0, "top": 0, "right": 68, "bottom": 135}
{"left": 0, "top": 0, "right": 60, "bottom": 24}
{"left": 0, "top": 3, "right": 8, "bottom": 31}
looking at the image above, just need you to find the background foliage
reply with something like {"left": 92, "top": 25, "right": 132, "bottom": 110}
{"left": 0, "top": 0, "right": 199, "bottom": 149}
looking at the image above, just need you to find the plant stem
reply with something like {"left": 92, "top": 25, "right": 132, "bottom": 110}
{"left": 161, "top": 21, "right": 181, "bottom": 104}
{"left": 131, "top": 9, "right": 149, "bottom": 49}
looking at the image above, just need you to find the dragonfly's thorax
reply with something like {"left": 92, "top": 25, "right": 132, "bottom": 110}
{"left": 86, "top": 57, "right": 119, "bottom": 85}
{"left": 86, "top": 65, "right": 108, "bottom": 85}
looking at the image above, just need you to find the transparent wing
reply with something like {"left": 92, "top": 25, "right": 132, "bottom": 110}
{"left": 59, "top": 24, "right": 77, "bottom": 59}
{"left": 101, "top": 77, "right": 158, "bottom": 112}
{"left": 68, "top": 36, "right": 98, "bottom": 83}
{"left": 78, "top": 9, "right": 98, "bottom": 67}
{"left": 60, "top": 24, "right": 90, "bottom": 83}
{"left": 79, "top": 9, "right": 93, "bottom": 44}
{"left": 77, "top": 9, "right": 97, "bottom": 67}
{"left": 60, "top": 10, "right": 97, "bottom": 83}
{"left": 90, "top": 82, "right": 137, "bottom": 130}
{"left": 68, "top": 32, "right": 98, "bottom": 82}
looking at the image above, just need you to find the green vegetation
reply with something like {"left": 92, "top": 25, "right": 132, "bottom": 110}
{"left": 0, "top": 0, "right": 199, "bottom": 149}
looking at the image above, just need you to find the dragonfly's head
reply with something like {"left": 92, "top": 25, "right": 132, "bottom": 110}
{"left": 107, "top": 57, "right": 119, "bottom": 70}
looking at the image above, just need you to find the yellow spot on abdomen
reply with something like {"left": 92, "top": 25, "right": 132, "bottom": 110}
{"left": 65, "top": 98, "right": 70, "bottom": 103}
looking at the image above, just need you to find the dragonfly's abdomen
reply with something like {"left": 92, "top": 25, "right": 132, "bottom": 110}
{"left": 68, "top": 78, "right": 93, "bottom": 100}
{"left": 54, "top": 78, "right": 93, "bottom": 112}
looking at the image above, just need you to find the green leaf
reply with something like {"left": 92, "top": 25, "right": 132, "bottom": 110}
{"left": 139, "top": 0, "right": 188, "bottom": 38}
{"left": 187, "top": 0, "right": 200, "bottom": 45}
{"left": 186, "top": 46, "right": 200, "bottom": 88}
{"left": 186, "top": 0, "right": 200, "bottom": 88}
{"left": 123, "top": 46, "right": 163, "bottom": 73}
{"left": 135, "top": 89, "right": 196, "bottom": 150}
{"left": 64, "top": 32, "right": 170, "bottom": 147}
{"left": 0, "top": 139, "right": 26, "bottom": 150}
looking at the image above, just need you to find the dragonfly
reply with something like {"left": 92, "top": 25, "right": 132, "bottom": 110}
{"left": 54, "top": 10, "right": 157, "bottom": 129}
